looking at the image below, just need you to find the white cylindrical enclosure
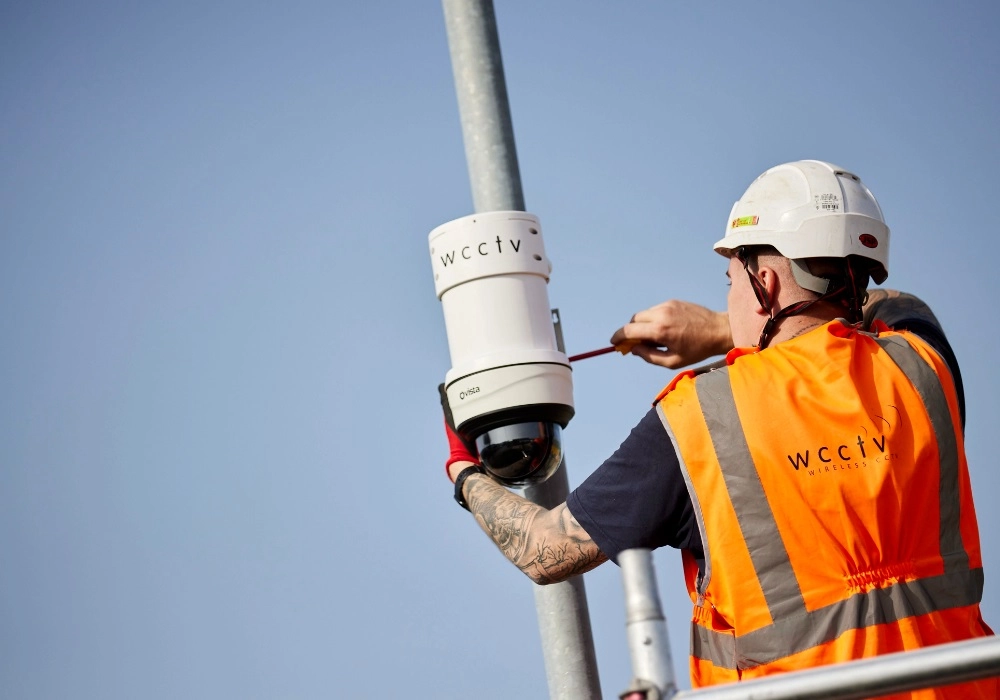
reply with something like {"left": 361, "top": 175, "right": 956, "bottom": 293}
{"left": 429, "top": 211, "right": 574, "bottom": 485}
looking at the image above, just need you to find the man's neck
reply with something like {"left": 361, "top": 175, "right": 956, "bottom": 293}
{"left": 766, "top": 300, "right": 844, "bottom": 346}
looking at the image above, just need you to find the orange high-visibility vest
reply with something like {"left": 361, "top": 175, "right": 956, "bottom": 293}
{"left": 655, "top": 320, "right": 993, "bottom": 697}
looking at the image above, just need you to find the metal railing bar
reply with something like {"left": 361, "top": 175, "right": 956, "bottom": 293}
{"left": 671, "top": 635, "right": 1000, "bottom": 700}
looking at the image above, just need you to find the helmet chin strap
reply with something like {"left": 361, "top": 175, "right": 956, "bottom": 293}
{"left": 791, "top": 257, "right": 870, "bottom": 326}
{"left": 755, "top": 297, "right": 827, "bottom": 349}
{"left": 740, "top": 251, "right": 849, "bottom": 349}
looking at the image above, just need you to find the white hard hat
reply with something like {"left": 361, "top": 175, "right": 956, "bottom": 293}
{"left": 713, "top": 160, "right": 889, "bottom": 284}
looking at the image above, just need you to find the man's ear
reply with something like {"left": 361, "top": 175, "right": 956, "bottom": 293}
{"left": 754, "top": 263, "right": 781, "bottom": 316}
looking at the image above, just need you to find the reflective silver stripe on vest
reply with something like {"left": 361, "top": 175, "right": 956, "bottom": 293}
{"left": 658, "top": 402, "right": 714, "bottom": 599}
{"left": 693, "top": 567, "right": 985, "bottom": 670}
{"left": 681, "top": 333, "right": 977, "bottom": 670}
{"left": 694, "top": 368, "right": 809, "bottom": 621}
{"left": 875, "top": 334, "right": 969, "bottom": 575}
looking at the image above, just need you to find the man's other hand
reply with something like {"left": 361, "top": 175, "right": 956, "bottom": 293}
{"left": 610, "top": 300, "right": 733, "bottom": 369}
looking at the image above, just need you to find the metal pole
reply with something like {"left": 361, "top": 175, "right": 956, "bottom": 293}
{"left": 618, "top": 549, "right": 677, "bottom": 699}
{"left": 525, "top": 464, "right": 602, "bottom": 700}
{"left": 441, "top": 0, "right": 523, "bottom": 213}
{"left": 441, "top": 2, "right": 602, "bottom": 698}
{"left": 673, "top": 636, "right": 1000, "bottom": 700}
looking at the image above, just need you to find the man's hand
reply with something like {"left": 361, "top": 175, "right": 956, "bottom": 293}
{"left": 444, "top": 419, "right": 478, "bottom": 482}
{"left": 610, "top": 300, "right": 733, "bottom": 369}
{"left": 440, "top": 383, "right": 479, "bottom": 482}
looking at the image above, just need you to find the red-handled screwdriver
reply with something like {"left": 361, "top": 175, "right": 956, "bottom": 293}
{"left": 568, "top": 340, "right": 640, "bottom": 363}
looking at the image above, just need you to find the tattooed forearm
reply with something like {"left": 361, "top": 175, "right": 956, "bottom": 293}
{"left": 463, "top": 475, "right": 608, "bottom": 585}
{"left": 464, "top": 476, "right": 538, "bottom": 565}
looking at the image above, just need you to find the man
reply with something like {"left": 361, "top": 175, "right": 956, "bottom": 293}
{"left": 444, "top": 160, "right": 992, "bottom": 695}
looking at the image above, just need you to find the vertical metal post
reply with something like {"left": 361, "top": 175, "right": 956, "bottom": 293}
{"left": 619, "top": 549, "right": 677, "bottom": 699}
{"left": 441, "top": 0, "right": 523, "bottom": 213}
{"left": 441, "top": 2, "right": 602, "bottom": 698}
{"left": 525, "top": 461, "right": 602, "bottom": 700}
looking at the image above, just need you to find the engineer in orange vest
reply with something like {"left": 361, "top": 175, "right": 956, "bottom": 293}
{"left": 443, "top": 160, "right": 993, "bottom": 696}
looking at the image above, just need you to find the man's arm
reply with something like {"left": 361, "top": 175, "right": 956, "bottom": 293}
{"left": 862, "top": 289, "right": 966, "bottom": 428}
{"left": 861, "top": 288, "right": 941, "bottom": 329}
{"left": 451, "top": 461, "right": 608, "bottom": 585}
{"left": 612, "top": 291, "right": 952, "bottom": 370}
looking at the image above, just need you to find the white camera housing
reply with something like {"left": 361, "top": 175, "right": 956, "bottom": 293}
{"left": 430, "top": 211, "right": 574, "bottom": 486}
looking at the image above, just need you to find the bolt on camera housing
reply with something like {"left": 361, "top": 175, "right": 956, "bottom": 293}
{"left": 429, "top": 211, "right": 574, "bottom": 487}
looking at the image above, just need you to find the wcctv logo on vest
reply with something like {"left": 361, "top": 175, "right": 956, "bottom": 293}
{"left": 786, "top": 408, "right": 900, "bottom": 478}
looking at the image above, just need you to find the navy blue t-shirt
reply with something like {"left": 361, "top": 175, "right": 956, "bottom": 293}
{"left": 566, "top": 320, "right": 964, "bottom": 564}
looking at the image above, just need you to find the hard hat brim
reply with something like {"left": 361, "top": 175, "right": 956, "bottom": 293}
{"left": 713, "top": 214, "right": 889, "bottom": 283}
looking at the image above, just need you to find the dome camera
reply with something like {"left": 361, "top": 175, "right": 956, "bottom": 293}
{"left": 430, "top": 212, "right": 574, "bottom": 489}
{"left": 475, "top": 421, "right": 563, "bottom": 487}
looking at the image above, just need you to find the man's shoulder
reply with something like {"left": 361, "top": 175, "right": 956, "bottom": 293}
{"left": 653, "top": 358, "right": 730, "bottom": 405}
{"left": 863, "top": 289, "right": 942, "bottom": 331}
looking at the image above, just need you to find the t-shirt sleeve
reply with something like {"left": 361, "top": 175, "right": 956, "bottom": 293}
{"left": 863, "top": 290, "right": 965, "bottom": 428}
{"left": 566, "top": 407, "right": 702, "bottom": 564}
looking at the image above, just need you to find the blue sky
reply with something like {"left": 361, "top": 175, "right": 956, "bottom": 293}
{"left": 2, "top": 2, "right": 998, "bottom": 698}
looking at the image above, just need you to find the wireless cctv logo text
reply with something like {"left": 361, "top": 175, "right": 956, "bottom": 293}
{"left": 438, "top": 235, "right": 524, "bottom": 267}
{"left": 786, "top": 411, "right": 900, "bottom": 477}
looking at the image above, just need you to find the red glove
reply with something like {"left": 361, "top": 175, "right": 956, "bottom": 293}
{"left": 439, "top": 383, "right": 480, "bottom": 481}
{"left": 444, "top": 418, "right": 479, "bottom": 474}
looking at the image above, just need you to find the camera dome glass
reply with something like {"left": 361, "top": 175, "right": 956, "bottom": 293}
{"left": 475, "top": 422, "right": 563, "bottom": 488}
